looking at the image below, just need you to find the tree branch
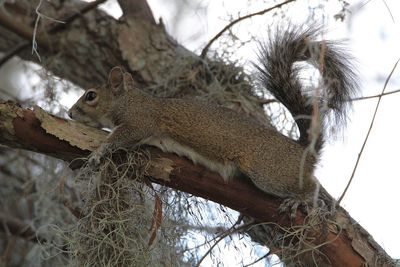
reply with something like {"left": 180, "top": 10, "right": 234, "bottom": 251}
{"left": 0, "top": 101, "right": 395, "bottom": 267}
{"left": 117, "top": 0, "right": 156, "bottom": 24}
{"left": 200, "top": 0, "right": 296, "bottom": 58}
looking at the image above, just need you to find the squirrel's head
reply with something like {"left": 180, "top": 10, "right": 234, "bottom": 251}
{"left": 68, "top": 66, "right": 134, "bottom": 129}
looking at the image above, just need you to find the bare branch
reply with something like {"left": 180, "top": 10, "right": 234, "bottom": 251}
{"left": 47, "top": 0, "right": 108, "bottom": 34}
{"left": 200, "top": 0, "right": 296, "bottom": 58}
{"left": 338, "top": 58, "right": 400, "bottom": 204}
{"left": 352, "top": 88, "right": 400, "bottom": 101}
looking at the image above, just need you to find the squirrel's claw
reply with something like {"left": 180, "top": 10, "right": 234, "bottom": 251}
{"left": 279, "top": 198, "right": 309, "bottom": 219}
{"left": 88, "top": 152, "right": 102, "bottom": 167}
{"left": 87, "top": 143, "right": 110, "bottom": 167}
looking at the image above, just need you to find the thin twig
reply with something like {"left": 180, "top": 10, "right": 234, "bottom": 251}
{"left": 200, "top": 0, "right": 296, "bottom": 58}
{"left": 259, "top": 98, "right": 277, "bottom": 105}
{"left": 352, "top": 88, "right": 400, "bottom": 101}
{"left": 338, "top": 58, "right": 400, "bottom": 204}
{"left": 382, "top": 0, "right": 395, "bottom": 23}
{"left": 48, "top": 0, "right": 108, "bottom": 34}
{"left": 195, "top": 222, "right": 253, "bottom": 267}
{"left": 243, "top": 252, "right": 271, "bottom": 267}
{"left": 260, "top": 89, "right": 400, "bottom": 106}
{"left": 32, "top": 0, "right": 48, "bottom": 61}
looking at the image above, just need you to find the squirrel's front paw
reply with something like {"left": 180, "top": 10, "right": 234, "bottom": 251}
{"left": 87, "top": 144, "right": 109, "bottom": 167}
{"left": 88, "top": 151, "right": 102, "bottom": 167}
{"left": 279, "top": 198, "right": 309, "bottom": 219}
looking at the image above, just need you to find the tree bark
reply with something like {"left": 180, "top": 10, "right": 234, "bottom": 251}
{"left": 0, "top": 1, "right": 397, "bottom": 267}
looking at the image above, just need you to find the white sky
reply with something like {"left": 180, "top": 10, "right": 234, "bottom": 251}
{"left": 96, "top": 0, "right": 400, "bottom": 263}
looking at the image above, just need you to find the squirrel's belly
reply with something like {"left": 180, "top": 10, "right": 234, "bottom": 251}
{"left": 141, "top": 136, "right": 237, "bottom": 180}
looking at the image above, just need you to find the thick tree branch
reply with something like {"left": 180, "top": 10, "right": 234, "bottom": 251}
{"left": 0, "top": 101, "right": 395, "bottom": 267}
{"left": 117, "top": 0, "right": 156, "bottom": 24}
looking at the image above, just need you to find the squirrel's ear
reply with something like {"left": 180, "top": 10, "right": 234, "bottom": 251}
{"left": 108, "top": 66, "right": 124, "bottom": 91}
{"left": 123, "top": 72, "right": 135, "bottom": 90}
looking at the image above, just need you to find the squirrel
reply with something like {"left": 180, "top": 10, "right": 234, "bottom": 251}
{"left": 68, "top": 26, "right": 358, "bottom": 202}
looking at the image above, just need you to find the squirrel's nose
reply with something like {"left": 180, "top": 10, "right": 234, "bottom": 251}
{"left": 68, "top": 110, "right": 73, "bottom": 119}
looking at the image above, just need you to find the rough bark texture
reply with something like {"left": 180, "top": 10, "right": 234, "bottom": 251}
{"left": 0, "top": 1, "right": 397, "bottom": 266}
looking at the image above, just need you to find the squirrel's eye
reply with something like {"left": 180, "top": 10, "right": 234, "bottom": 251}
{"left": 85, "top": 91, "right": 97, "bottom": 103}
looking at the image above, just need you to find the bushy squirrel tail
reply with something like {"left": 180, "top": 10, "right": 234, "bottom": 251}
{"left": 256, "top": 26, "right": 359, "bottom": 152}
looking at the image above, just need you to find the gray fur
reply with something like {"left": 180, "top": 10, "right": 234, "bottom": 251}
{"left": 256, "top": 25, "right": 359, "bottom": 151}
